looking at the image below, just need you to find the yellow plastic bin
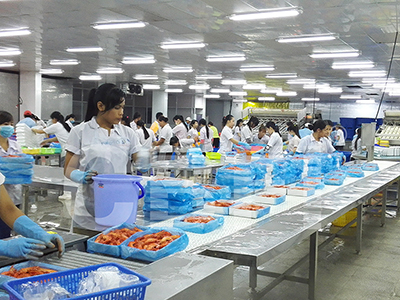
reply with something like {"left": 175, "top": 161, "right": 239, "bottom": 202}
{"left": 332, "top": 208, "right": 357, "bottom": 228}
{"left": 206, "top": 152, "right": 221, "bottom": 160}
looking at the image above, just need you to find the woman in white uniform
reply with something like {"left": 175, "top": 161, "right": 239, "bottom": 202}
{"left": 172, "top": 115, "right": 188, "bottom": 140}
{"left": 253, "top": 125, "right": 269, "bottom": 144}
{"left": 233, "top": 119, "right": 243, "bottom": 141}
{"left": 136, "top": 120, "right": 155, "bottom": 149}
{"left": 218, "top": 115, "right": 242, "bottom": 154}
{"left": 265, "top": 121, "right": 283, "bottom": 159}
{"left": 287, "top": 125, "right": 301, "bottom": 153}
{"left": 64, "top": 83, "right": 140, "bottom": 232}
{"left": 198, "top": 119, "right": 213, "bottom": 152}
{"left": 296, "top": 120, "right": 336, "bottom": 154}
{"left": 153, "top": 116, "right": 173, "bottom": 154}
{"left": 351, "top": 128, "right": 364, "bottom": 160}
{"left": 187, "top": 120, "right": 199, "bottom": 139}
{"left": 241, "top": 116, "right": 259, "bottom": 144}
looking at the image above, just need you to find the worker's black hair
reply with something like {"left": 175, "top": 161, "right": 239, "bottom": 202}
{"left": 137, "top": 120, "right": 149, "bottom": 140}
{"left": 199, "top": 118, "right": 209, "bottom": 139}
{"left": 50, "top": 111, "right": 71, "bottom": 132}
{"left": 0, "top": 111, "right": 13, "bottom": 125}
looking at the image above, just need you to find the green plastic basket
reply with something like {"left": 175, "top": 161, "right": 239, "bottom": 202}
{"left": 206, "top": 152, "right": 221, "bottom": 160}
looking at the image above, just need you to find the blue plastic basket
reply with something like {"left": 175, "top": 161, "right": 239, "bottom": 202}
{"left": 4, "top": 263, "right": 151, "bottom": 300}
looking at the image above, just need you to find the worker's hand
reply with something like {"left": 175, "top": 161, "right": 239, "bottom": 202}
{"left": 0, "top": 238, "right": 46, "bottom": 260}
{"left": 238, "top": 142, "right": 251, "bottom": 150}
{"left": 38, "top": 232, "right": 65, "bottom": 258}
{"left": 40, "top": 141, "right": 48, "bottom": 147}
{"left": 70, "top": 169, "right": 98, "bottom": 184}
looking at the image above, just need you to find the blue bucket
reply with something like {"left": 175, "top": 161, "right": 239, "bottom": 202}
{"left": 93, "top": 174, "right": 145, "bottom": 226}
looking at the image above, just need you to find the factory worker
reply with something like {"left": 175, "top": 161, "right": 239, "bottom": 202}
{"left": 150, "top": 112, "right": 163, "bottom": 137}
{"left": 287, "top": 125, "right": 301, "bottom": 153}
{"left": 17, "top": 110, "right": 37, "bottom": 128}
{"left": 253, "top": 125, "right": 269, "bottom": 144}
{"left": 299, "top": 123, "right": 313, "bottom": 138}
{"left": 153, "top": 115, "right": 173, "bottom": 156}
{"left": 233, "top": 119, "right": 243, "bottom": 141}
{"left": 334, "top": 123, "right": 345, "bottom": 150}
{"left": 65, "top": 114, "right": 76, "bottom": 129}
{"left": 218, "top": 115, "right": 246, "bottom": 154}
{"left": 64, "top": 83, "right": 140, "bottom": 232}
{"left": 208, "top": 121, "right": 220, "bottom": 149}
{"left": 265, "top": 121, "right": 283, "bottom": 159}
{"left": 187, "top": 119, "right": 199, "bottom": 139}
{"left": 136, "top": 120, "right": 156, "bottom": 149}
{"left": 351, "top": 128, "right": 365, "bottom": 160}
{"left": 241, "top": 116, "right": 259, "bottom": 144}
{"left": 172, "top": 115, "right": 188, "bottom": 140}
{"left": 0, "top": 172, "right": 64, "bottom": 258}
{"left": 170, "top": 136, "right": 195, "bottom": 154}
{"left": 296, "top": 120, "right": 336, "bottom": 154}
{"left": 199, "top": 119, "right": 213, "bottom": 152}
{"left": 130, "top": 112, "right": 141, "bottom": 131}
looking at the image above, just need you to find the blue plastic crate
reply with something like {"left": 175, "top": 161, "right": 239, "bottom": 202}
{"left": 4, "top": 263, "right": 151, "bottom": 300}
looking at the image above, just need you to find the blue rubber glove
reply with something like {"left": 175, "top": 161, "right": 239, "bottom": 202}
{"left": 0, "top": 238, "right": 46, "bottom": 260}
{"left": 70, "top": 169, "right": 98, "bottom": 184}
{"left": 13, "top": 216, "right": 65, "bottom": 258}
{"left": 238, "top": 142, "right": 251, "bottom": 150}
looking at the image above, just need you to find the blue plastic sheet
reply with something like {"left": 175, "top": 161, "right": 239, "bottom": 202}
{"left": 143, "top": 197, "right": 193, "bottom": 214}
{"left": 87, "top": 223, "right": 149, "bottom": 257}
{"left": 297, "top": 180, "right": 325, "bottom": 190}
{"left": 147, "top": 178, "right": 192, "bottom": 188}
{"left": 347, "top": 170, "right": 365, "bottom": 177}
{"left": 188, "top": 154, "right": 205, "bottom": 165}
{"left": 362, "top": 162, "right": 379, "bottom": 171}
{"left": 202, "top": 184, "right": 231, "bottom": 202}
{"left": 145, "top": 186, "right": 195, "bottom": 201}
{"left": 0, "top": 154, "right": 34, "bottom": 164}
{"left": 173, "top": 214, "right": 224, "bottom": 234}
{"left": 120, "top": 227, "right": 189, "bottom": 262}
{"left": 186, "top": 147, "right": 202, "bottom": 157}
{"left": 324, "top": 177, "right": 344, "bottom": 185}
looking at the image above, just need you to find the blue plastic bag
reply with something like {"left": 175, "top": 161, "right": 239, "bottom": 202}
{"left": 147, "top": 178, "right": 192, "bottom": 188}
{"left": 324, "top": 177, "right": 344, "bottom": 185}
{"left": 145, "top": 186, "right": 195, "bottom": 201}
{"left": 201, "top": 184, "right": 231, "bottom": 202}
{"left": 173, "top": 214, "right": 224, "bottom": 234}
{"left": 120, "top": 227, "right": 189, "bottom": 262}
{"left": 297, "top": 180, "right": 325, "bottom": 190}
{"left": 362, "top": 162, "right": 379, "bottom": 171}
{"left": 3, "top": 175, "right": 32, "bottom": 185}
{"left": 188, "top": 154, "right": 205, "bottom": 165}
{"left": 186, "top": 147, "right": 202, "bottom": 158}
{"left": 143, "top": 198, "right": 193, "bottom": 214}
{"left": 87, "top": 223, "right": 149, "bottom": 257}
{"left": 347, "top": 170, "right": 365, "bottom": 178}
{"left": 0, "top": 154, "right": 34, "bottom": 164}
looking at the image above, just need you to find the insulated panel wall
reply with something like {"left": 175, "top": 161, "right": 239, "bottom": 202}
{"left": 41, "top": 78, "right": 73, "bottom": 120}
{"left": 0, "top": 71, "right": 19, "bottom": 123}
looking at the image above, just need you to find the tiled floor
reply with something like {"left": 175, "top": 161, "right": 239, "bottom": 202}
{"left": 28, "top": 191, "right": 400, "bottom": 300}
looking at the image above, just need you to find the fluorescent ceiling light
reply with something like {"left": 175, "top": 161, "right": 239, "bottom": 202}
{"left": 229, "top": 7, "right": 302, "bottom": 21}
{"left": 165, "top": 80, "right": 187, "bottom": 85}
{"left": 318, "top": 87, "right": 343, "bottom": 94}
{"left": 143, "top": 84, "right": 160, "bottom": 90}
{"left": 39, "top": 69, "right": 64, "bottom": 75}
{"left": 189, "top": 84, "right": 210, "bottom": 90}
{"left": 92, "top": 21, "right": 145, "bottom": 30}
{"left": 266, "top": 73, "right": 297, "bottom": 78}
{"left": 276, "top": 91, "right": 297, "bottom": 96}
{"left": 134, "top": 74, "right": 158, "bottom": 80}
{"left": 0, "top": 28, "right": 30, "bottom": 37}
{"left": 163, "top": 67, "right": 193, "bottom": 73}
{"left": 0, "top": 60, "right": 15, "bottom": 67}
{"left": 204, "top": 94, "right": 220, "bottom": 98}
{"left": 388, "top": 91, "right": 400, "bottom": 96}
{"left": 96, "top": 67, "right": 124, "bottom": 74}
{"left": 222, "top": 79, "right": 247, "bottom": 85}
{"left": 260, "top": 88, "right": 282, "bottom": 94}
{"left": 0, "top": 48, "right": 21, "bottom": 56}
{"left": 122, "top": 57, "right": 155, "bottom": 64}
{"left": 356, "top": 99, "right": 375, "bottom": 104}
{"left": 310, "top": 51, "right": 359, "bottom": 58}
{"left": 348, "top": 70, "right": 386, "bottom": 77}
{"left": 303, "top": 83, "right": 330, "bottom": 89}
{"left": 206, "top": 55, "right": 246, "bottom": 62}
{"left": 210, "top": 88, "right": 230, "bottom": 93}
{"left": 287, "top": 78, "right": 315, "bottom": 85}
{"left": 195, "top": 74, "right": 222, "bottom": 80}
{"left": 67, "top": 47, "right": 103, "bottom": 52}
{"left": 229, "top": 91, "right": 247, "bottom": 96}
{"left": 50, "top": 59, "right": 80, "bottom": 66}
{"left": 277, "top": 33, "right": 336, "bottom": 43}
{"left": 373, "top": 83, "right": 400, "bottom": 89}
{"left": 232, "top": 99, "right": 248, "bottom": 103}
{"left": 79, "top": 75, "right": 102, "bottom": 81}
{"left": 160, "top": 42, "right": 205, "bottom": 49}
{"left": 332, "top": 61, "right": 374, "bottom": 69}
{"left": 165, "top": 89, "right": 183, "bottom": 93}
{"left": 340, "top": 94, "right": 362, "bottom": 99}
{"left": 240, "top": 65, "right": 275, "bottom": 72}
{"left": 302, "top": 98, "right": 320, "bottom": 101}
{"left": 258, "top": 97, "right": 275, "bottom": 101}
{"left": 243, "top": 84, "right": 266, "bottom": 90}
{"left": 362, "top": 78, "right": 395, "bottom": 84}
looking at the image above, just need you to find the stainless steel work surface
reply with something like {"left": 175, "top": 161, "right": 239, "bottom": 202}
{"left": 140, "top": 252, "right": 233, "bottom": 300}
{"left": 31, "top": 165, "right": 78, "bottom": 188}
{"left": 150, "top": 159, "right": 224, "bottom": 171}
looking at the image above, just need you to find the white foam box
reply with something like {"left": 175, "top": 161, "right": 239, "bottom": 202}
{"left": 203, "top": 200, "right": 239, "bottom": 215}
{"left": 229, "top": 203, "right": 271, "bottom": 219}
{"left": 264, "top": 185, "right": 289, "bottom": 195}
{"left": 287, "top": 187, "right": 315, "bottom": 197}
{"left": 254, "top": 193, "right": 286, "bottom": 205}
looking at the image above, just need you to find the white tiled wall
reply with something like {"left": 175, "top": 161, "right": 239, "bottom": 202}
{"left": 0, "top": 72, "right": 19, "bottom": 122}
{"left": 41, "top": 78, "right": 73, "bottom": 120}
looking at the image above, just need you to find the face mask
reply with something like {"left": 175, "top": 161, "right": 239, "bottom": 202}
{"left": 70, "top": 120, "right": 75, "bottom": 124}
{"left": 0, "top": 125, "right": 14, "bottom": 138}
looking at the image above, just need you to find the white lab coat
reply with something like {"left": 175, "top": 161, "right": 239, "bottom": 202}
{"left": 241, "top": 126, "right": 253, "bottom": 143}
{"left": 267, "top": 132, "right": 283, "bottom": 159}
{"left": 172, "top": 123, "right": 188, "bottom": 140}
{"left": 218, "top": 126, "right": 234, "bottom": 154}
{"left": 335, "top": 129, "right": 345, "bottom": 146}
{"left": 253, "top": 133, "right": 269, "bottom": 144}
{"left": 288, "top": 135, "right": 301, "bottom": 153}
{"left": 200, "top": 126, "right": 213, "bottom": 152}
{"left": 136, "top": 127, "right": 156, "bottom": 149}
{"left": 0, "top": 139, "right": 22, "bottom": 205}
{"left": 296, "top": 134, "right": 336, "bottom": 154}
{"left": 43, "top": 122, "right": 69, "bottom": 157}
{"left": 159, "top": 124, "right": 173, "bottom": 153}
{"left": 187, "top": 128, "right": 199, "bottom": 139}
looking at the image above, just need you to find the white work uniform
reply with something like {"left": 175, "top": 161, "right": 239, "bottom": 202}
{"left": 136, "top": 127, "right": 156, "bottom": 149}
{"left": 336, "top": 129, "right": 345, "bottom": 146}
{"left": 296, "top": 134, "right": 336, "bottom": 154}
{"left": 200, "top": 126, "right": 213, "bottom": 152}
{"left": 43, "top": 122, "right": 69, "bottom": 157}
{"left": 172, "top": 123, "right": 188, "bottom": 140}
{"left": 351, "top": 137, "right": 362, "bottom": 157}
{"left": 159, "top": 124, "right": 173, "bottom": 153}
{"left": 241, "top": 126, "right": 253, "bottom": 143}
{"left": 187, "top": 128, "right": 199, "bottom": 139}
{"left": 218, "top": 126, "right": 234, "bottom": 154}
{"left": 65, "top": 117, "right": 140, "bottom": 231}
{"left": 288, "top": 135, "right": 301, "bottom": 153}
{"left": 66, "top": 120, "right": 74, "bottom": 129}
{"left": 130, "top": 121, "right": 138, "bottom": 131}
{"left": 267, "top": 132, "right": 283, "bottom": 159}
{"left": 233, "top": 126, "right": 241, "bottom": 141}
{"left": 0, "top": 139, "right": 22, "bottom": 205}
{"left": 253, "top": 133, "right": 269, "bottom": 144}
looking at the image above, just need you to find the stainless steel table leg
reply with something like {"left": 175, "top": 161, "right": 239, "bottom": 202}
{"left": 356, "top": 203, "right": 363, "bottom": 254}
{"left": 249, "top": 260, "right": 258, "bottom": 290}
{"left": 308, "top": 231, "right": 318, "bottom": 300}
{"left": 381, "top": 188, "right": 387, "bottom": 227}
{"left": 22, "top": 185, "right": 29, "bottom": 215}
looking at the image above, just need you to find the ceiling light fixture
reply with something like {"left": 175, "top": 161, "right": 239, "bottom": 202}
{"left": 79, "top": 74, "right": 102, "bottom": 81}
{"left": 96, "top": 67, "right": 124, "bottom": 74}
{"left": 303, "top": 83, "right": 330, "bottom": 89}
{"left": 258, "top": 97, "right": 275, "bottom": 101}
{"left": 160, "top": 42, "right": 206, "bottom": 49}
{"left": 318, "top": 87, "right": 343, "bottom": 94}
{"left": 332, "top": 61, "right": 374, "bottom": 69}
{"left": 260, "top": 88, "right": 282, "bottom": 94}
{"left": 287, "top": 78, "right": 316, "bottom": 85}
{"left": 210, "top": 88, "right": 230, "bottom": 93}
{"left": 232, "top": 99, "right": 248, "bottom": 103}
{"left": 0, "top": 60, "right": 15, "bottom": 67}
{"left": 39, "top": 69, "right": 64, "bottom": 75}
{"left": 67, "top": 47, "right": 103, "bottom": 53}
{"left": 229, "top": 91, "right": 247, "bottom": 96}
{"left": 204, "top": 94, "right": 220, "bottom": 98}
{"left": 50, "top": 59, "right": 80, "bottom": 66}
{"left": 301, "top": 97, "right": 320, "bottom": 101}
{"left": 134, "top": 74, "right": 159, "bottom": 80}
{"left": 189, "top": 84, "right": 210, "bottom": 90}
{"left": 142, "top": 84, "right": 161, "bottom": 90}
{"left": 165, "top": 88, "right": 183, "bottom": 93}
{"left": 243, "top": 84, "right": 266, "bottom": 90}
{"left": 195, "top": 74, "right": 223, "bottom": 80}
{"left": 206, "top": 55, "right": 246, "bottom": 62}
{"left": 310, "top": 51, "right": 359, "bottom": 58}
{"left": 277, "top": 33, "right": 336, "bottom": 43}
{"left": 362, "top": 78, "right": 395, "bottom": 84}
{"left": 348, "top": 70, "right": 386, "bottom": 77}
{"left": 276, "top": 91, "right": 297, "bottom": 96}
{"left": 165, "top": 80, "right": 187, "bottom": 85}
{"left": 0, "top": 48, "right": 21, "bottom": 56}
{"left": 356, "top": 99, "right": 375, "bottom": 104}
{"left": 266, "top": 73, "right": 297, "bottom": 78}
{"left": 229, "top": 7, "right": 302, "bottom": 21}
{"left": 0, "top": 28, "right": 31, "bottom": 37}
{"left": 340, "top": 94, "right": 362, "bottom": 99}
{"left": 163, "top": 67, "right": 193, "bottom": 73}
{"left": 222, "top": 79, "right": 247, "bottom": 85}
{"left": 240, "top": 65, "right": 275, "bottom": 72}
{"left": 122, "top": 57, "right": 155, "bottom": 64}
{"left": 92, "top": 21, "right": 146, "bottom": 30}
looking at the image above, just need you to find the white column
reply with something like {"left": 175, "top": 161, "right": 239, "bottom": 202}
{"left": 195, "top": 94, "right": 206, "bottom": 119}
{"left": 152, "top": 91, "right": 168, "bottom": 118}
{"left": 19, "top": 71, "right": 42, "bottom": 119}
